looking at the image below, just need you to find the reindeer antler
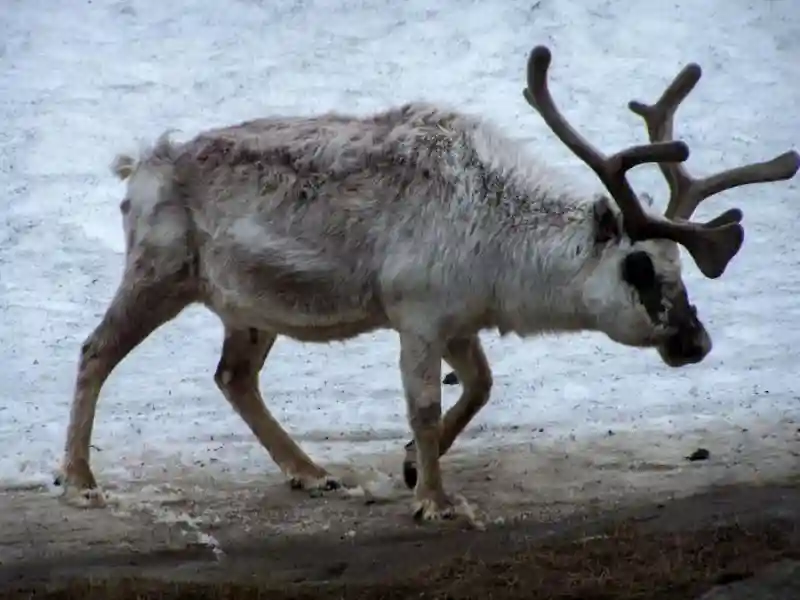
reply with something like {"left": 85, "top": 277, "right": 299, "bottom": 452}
{"left": 522, "top": 45, "right": 753, "bottom": 279}
{"left": 628, "top": 64, "right": 800, "bottom": 222}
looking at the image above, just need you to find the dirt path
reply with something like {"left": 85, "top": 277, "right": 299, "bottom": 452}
{"left": 2, "top": 433, "right": 797, "bottom": 565}
{"left": 1, "top": 440, "right": 799, "bottom": 598}
{"left": 3, "top": 482, "right": 800, "bottom": 598}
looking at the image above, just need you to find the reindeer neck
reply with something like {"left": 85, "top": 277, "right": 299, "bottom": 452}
{"left": 465, "top": 159, "right": 599, "bottom": 337}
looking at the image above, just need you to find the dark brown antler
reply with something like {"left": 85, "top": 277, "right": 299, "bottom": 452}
{"left": 628, "top": 64, "right": 800, "bottom": 221}
{"left": 522, "top": 45, "right": 757, "bottom": 279}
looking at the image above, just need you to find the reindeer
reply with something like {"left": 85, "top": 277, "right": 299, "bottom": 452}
{"left": 56, "top": 45, "right": 798, "bottom": 527}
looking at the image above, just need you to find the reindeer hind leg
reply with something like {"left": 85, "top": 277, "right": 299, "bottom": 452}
{"left": 57, "top": 274, "right": 193, "bottom": 507}
{"left": 214, "top": 327, "right": 340, "bottom": 494}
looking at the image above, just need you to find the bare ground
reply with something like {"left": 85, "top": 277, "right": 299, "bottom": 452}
{"left": 1, "top": 440, "right": 799, "bottom": 599}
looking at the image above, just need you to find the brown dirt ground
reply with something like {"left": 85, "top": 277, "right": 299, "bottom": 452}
{"left": 2, "top": 473, "right": 800, "bottom": 599}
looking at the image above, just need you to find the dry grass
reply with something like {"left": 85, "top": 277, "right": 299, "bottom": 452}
{"left": 413, "top": 520, "right": 799, "bottom": 599}
{"left": 6, "top": 518, "right": 798, "bottom": 600}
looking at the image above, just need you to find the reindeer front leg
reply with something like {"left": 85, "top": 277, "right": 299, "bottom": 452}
{"left": 399, "top": 332, "right": 478, "bottom": 527}
{"left": 403, "top": 335, "right": 492, "bottom": 490}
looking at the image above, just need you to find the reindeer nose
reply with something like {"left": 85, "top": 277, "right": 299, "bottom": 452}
{"left": 681, "top": 337, "right": 707, "bottom": 363}
{"left": 663, "top": 325, "right": 711, "bottom": 365}
{"left": 680, "top": 325, "right": 712, "bottom": 363}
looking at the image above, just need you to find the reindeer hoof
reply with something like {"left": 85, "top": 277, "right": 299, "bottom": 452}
{"left": 403, "top": 459, "right": 417, "bottom": 489}
{"left": 56, "top": 479, "right": 108, "bottom": 508}
{"left": 289, "top": 473, "right": 341, "bottom": 495}
{"left": 64, "top": 486, "right": 108, "bottom": 508}
{"left": 413, "top": 498, "right": 456, "bottom": 521}
{"left": 442, "top": 371, "right": 459, "bottom": 385}
{"left": 402, "top": 440, "right": 417, "bottom": 489}
{"left": 55, "top": 461, "right": 107, "bottom": 508}
{"left": 412, "top": 493, "right": 483, "bottom": 529}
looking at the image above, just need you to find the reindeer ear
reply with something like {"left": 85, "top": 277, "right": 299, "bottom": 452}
{"left": 110, "top": 154, "right": 137, "bottom": 181}
{"left": 592, "top": 195, "right": 620, "bottom": 244}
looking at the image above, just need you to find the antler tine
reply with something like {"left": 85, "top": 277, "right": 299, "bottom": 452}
{"left": 522, "top": 46, "right": 690, "bottom": 233}
{"left": 629, "top": 68, "right": 800, "bottom": 220}
{"left": 627, "top": 64, "right": 700, "bottom": 219}
{"left": 522, "top": 45, "right": 747, "bottom": 279}
{"left": 693, "top": 151, "right": 800, "bottom": 207}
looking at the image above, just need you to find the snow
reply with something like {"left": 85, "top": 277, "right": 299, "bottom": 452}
{"left": 1, "top": 0, "right": 798, "bottom": 504}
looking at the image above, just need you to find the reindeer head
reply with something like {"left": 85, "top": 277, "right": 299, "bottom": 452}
{"left": 523, "top": 46, "right": 799, "bottom": 367}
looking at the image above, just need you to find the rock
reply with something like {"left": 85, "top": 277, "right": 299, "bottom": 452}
{"left": 687, "top": 448, "right": 711, "bottom": 461}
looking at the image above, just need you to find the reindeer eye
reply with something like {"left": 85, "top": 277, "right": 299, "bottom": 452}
{"left": 622, "top": 251, "right": 656, "bottom": 290}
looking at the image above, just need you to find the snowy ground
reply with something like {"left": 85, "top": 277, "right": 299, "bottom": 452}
{"left": 1, "top": 0, "right": 798, "bottom": 530}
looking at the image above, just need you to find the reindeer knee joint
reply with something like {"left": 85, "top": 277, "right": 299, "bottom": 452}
{"left": 214, "top": 368, "right": 233, "bottom": 388}
{"left": 214, "top": 359, "right": 252, "bottom": 390}
{"left": 461, "top": 368, "right": 493, "bottom": 400}
{"left": 477, "top": 370, "right": 493, "bottom": 397}
{"left": 410, "top": 403, "right": 442, "bottom": 431}
{"left": 79, "top": 336, "right": 99, "bottom": 362}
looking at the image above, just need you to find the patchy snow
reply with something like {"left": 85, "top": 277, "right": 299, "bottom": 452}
{"left": 1, "top": 0, "right": 798, "bottom": 509}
